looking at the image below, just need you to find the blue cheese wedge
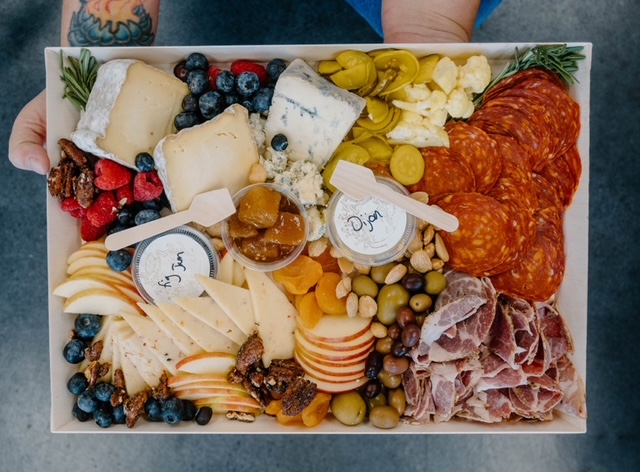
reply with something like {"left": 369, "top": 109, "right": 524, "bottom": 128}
{"left": 264, "top": 58, "right": 366, "bottom": 169}
{"left": 154, "top": 104, "right": 260, "bottom": 212}
{"left": 71, "top": 59, "right": 188, "bottom": 168}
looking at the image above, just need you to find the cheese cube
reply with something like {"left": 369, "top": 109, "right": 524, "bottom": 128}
{"left": 71, "top": 59, "right": 188, "bottom": 168}
{"left": 154, "top": 104, "right": 260, "bottom": 212}
{"left": 265, "top": 58, "right": 366, "bottom": 169}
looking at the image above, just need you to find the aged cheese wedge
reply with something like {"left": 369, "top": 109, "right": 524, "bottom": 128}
{"left": 243, "top": 268, "right": 297, "bottom": 367}
{"left": 196, "top": 275, "right": 256, "bottom": 336}
{"left": 156, "top": 302, "right": 239, "bottom": 354}
{"left": 154, "top": 103, "right": 259, "bottom": 212}
{"left": 173, "top": 296, "right": 247, "bottom": 346}
{"left": 137, "top": 303, "right": 201, "bottom": 356}
{"left": 71, "top": 59, "right": 188, "bottom": 168}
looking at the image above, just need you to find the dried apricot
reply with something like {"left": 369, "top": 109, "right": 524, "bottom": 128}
{"left": 310, "top": 247, "right": 341, "bottom": 274}
{"left": 265, "top": 399, "right": 283, "bottom": 416}
{"left": 263, "top": 212, "right": 306, "bottom": 246}
{"left": 273, "top": 255, "right": 324, "bottom": 295}
{"left": 276, "top": 409, "right": 303, "bottom": 425}
{"left": 302, "top": 393, "right": 332, "bottom": 427}
{"left": 315, "top": 272, "right": 347, "bottom": 316}
{"left": 298, "top": 292, "right": 324, "bottom": 329}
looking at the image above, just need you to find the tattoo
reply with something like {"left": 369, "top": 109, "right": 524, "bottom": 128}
{"left": 68, "top": 0, "right": 155, "bottom": 47}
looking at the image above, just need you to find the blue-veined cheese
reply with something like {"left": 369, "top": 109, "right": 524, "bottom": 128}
{"left": 265, "top": 58, "right": 366, "bottom": 169}
{"left": 153, "top": 104, "right": 259, "bottom": 212}
{"left": 71, "top": 59, "right": 188, "bottom": 168}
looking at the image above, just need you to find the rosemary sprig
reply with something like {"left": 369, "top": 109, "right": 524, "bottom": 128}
{"left": 60, "top": 48, "right": 100, "bottom": 111}
{"left": 473, "top": 44, "right": 586, "bottom": 107}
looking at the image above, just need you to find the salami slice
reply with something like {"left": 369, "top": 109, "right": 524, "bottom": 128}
{"left": 409, "top": 147, "right": 476, "bottom": 198}
{"left": 445, "top": 120, "right": 502, "bottom": 193}
{"left": 433, "top": 193, "right": 516, "bottom": 276}
{"left": 482, "top": 68, "right": 564, "bottom": 104}
{"left": 537, "top": 146, "right": 581, "bottom": 209}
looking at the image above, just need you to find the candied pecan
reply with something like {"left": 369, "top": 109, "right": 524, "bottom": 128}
{"left": 74, "top": 168, "right": 96, "bottom": 208}
{"left": 225, "top": 411, "right": 256, "bottom": 423}
{"left": 85, "top": 360, "right": 110, "bottom": 388}
{"left": 47, "top": 165, "right": 65, "bottom": 197}
{"left": 281, "top": 377, "right": 317, "bottom": 417}
{"left": 227, "top": 368, "right": 244, "bottom": 384}
{"left": 264, "top": 358, "right": 305, "bottom": 396}
{"left": 84, "top": 340, "right": 103, "bottom": 362}
{"left": 124, "top": 390, "right": 150, "bottom": 428}
{"left": 59, "top": 138, "right": 88, "bottom": 167}
{"left": 113, "top": 368, "right": 126, "bottom": 389}
{"left": 61, "top": 159, "right": 77, "bottom": 199}
{"left": 152, "top": 371, "right": 171, "bottom": 401}
{"left": 236, "top": 332, "right": 264, "bottom": 374}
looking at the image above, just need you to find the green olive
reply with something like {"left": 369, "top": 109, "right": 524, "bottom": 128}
{"left": 330, "top": 391, "right": 367, "bottom": 426}
{"left": 415, "top": 313, "right": 427, "bottom": 327}
{"left": 424, "top": 270, "right": 447, "bottom": 295}
{"left": 377, "top": 369, "right": 402, "bottom": 389}
{"left": 369, "top": 405, "right": 400, "bottom": 429}
{"left": 365, "top": 391, "right": 387, "bottom": 411}
{"left": 375, "top": 336, "right": 393, "bottom": 355}
{"left": 387, "top": 388, "right": 406, "bottom": 416}
{"left": 409, "top": 293, "right": 432, "bottom": 313}
{"left": 351, "top": 275, "right": 379, "bottom": 298}
{"left": 370, "top": 262, "right": 396, "bottom": 284}
{"left": 376, "top": 283, "right": 410, "bottom": 325}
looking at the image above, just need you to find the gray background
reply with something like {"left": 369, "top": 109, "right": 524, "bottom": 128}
{"left": 1, "top": 0, "right": 638, "bottom": 470}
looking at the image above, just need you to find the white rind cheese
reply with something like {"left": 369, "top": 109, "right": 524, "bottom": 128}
{"left": 154, "top": 103, "right": 260, "bottom": 212}
{"left": 265, "top": 58, "right": 366, "bottom": 169}
{"left": 71, "top": 59, "right": 188, "bottom": 168}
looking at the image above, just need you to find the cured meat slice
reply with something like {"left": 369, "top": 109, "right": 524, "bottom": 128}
{"left": 536, "top": 302, "right": 574, "bottom": 369}
{"left": 538, "top": 144, "right": 582, "bottom": 208}
{"left": 554, "top": 355, "right": 587, "bottom": 419}
{"left": 445, "top": 120, "right": 502, "bottom": 193}
{"left": 433, "top": 193, "right": 516, "bottom": 276}
{"left": 402, "top": 364, "right": 436, "bottom": 422}
{"left": 489, "top": 295, "right": 539, "bottom": 368}
{"left": 456, "top": 389, "right": 514, "bottom": 423}
{"left": 408, "top": 147, "right": 475, "bottom": 198}
{"left": 482, "top": 68, "right": 565, "bottom": 104}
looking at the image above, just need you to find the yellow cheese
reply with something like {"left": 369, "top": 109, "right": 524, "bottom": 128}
{"left": 154, "top": 104, "right": 259, "bottom": 212}
{"left": 72, "top": 59, "right": 188, "bottom": 168}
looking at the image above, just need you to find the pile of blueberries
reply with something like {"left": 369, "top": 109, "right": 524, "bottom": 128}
{"left": 64, "top": 313, "right": 213, "bottom": 428}
{"left": 173, "top": 52, "right": 287, "bottom": 130}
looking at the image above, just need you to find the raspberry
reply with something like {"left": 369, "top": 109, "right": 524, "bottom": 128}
{"left": 208, "top": 65, "right": 222, "bottom": 90}
{"left": 230, "top": 60, "right": 267, "bottom": 85}
{"left": 115, "top": 182, "right": 135, "bottom": 206}
{"left": 80, "top": 216, "right": 110, "bottom": 241}
{"left": 133, "top": 170, "right": 164, "bottom": 202}
{"left": 94, "top": 159, "right": 132, "bottom": 191}
{"left": 86, "top": 191, "right": 119, "bottom": 228}
{"left": 60, "top": 197, "right": 86, "bottom": 219}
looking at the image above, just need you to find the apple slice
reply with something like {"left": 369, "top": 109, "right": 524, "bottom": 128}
{"left": 294, "top": 351, "right": 366, "bottom": 382}
{"left": 300, "top": 326, "right": 375, "bottom": 352}
{"left": 79, "top": 240, "right": 108, "bottom": 252}
{"left": 194, "top": 397, "right": 262, "bottom": 413}
{"left": 294, "top": 329, "right": 374, "bottom": 361}
{"left": 217, "top": 251, "right": 234, "bottom": 285}
{"left": 305, "top": 374, "right": 369, "bottom": 394}
{"left": 170, "top": 380, "right": 247, "bottom": 393}
{"left": 67, "top": 248, "right": 108, "bottom": 265}
{"left": 196, "top": 275, "right": 256, "bottom": 336}
{"left": 71, "top": 266, "right": 134, "bottom": 285}
{"left": 295, "top": 348, "right": 367, "bottom": 375}
{"left": 232, "top": 260, "right": 246, "bottom": 287}
{"left": 173, "top": 387, "right": 250, "bottom": 400}
{"left": 137, "top": 303, "right": 201, "bottom": 356}
{"left": 63, "top": 288, "right": 142, "bottom": 316}
{"left": 176, "top": 352, "right": 237, "bottom": 375}
{"left": 298, "top": 314, "right": 372, "bottom": 343}
{"left": 173, "top": 296, "right": 247, "bottom": 346}
{"left": 167, "top": 373, "right": 230, "bottom": 389}
{"left": 67, "top": 256, "right": 111, "bottom": 274}
{"left": 54, "top": 275, "right": 137, "bottom": 301}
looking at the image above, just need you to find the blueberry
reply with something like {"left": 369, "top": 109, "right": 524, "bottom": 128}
{"left": 107, "top": 223, "right": 131, "bottom": 236}
{"left": 134, "top": 209, "right": 161, "bottom": 226}
{"left": 162, "top": 397, "right": 184, "bottom": 424}
{"left": 117, "top": 207, "right": 134, "bottom": 225}
{"left": 195, "top": 406, "right": 213, "bottom": 425}
{"left": 173, "top": 60, "right": 189, "bottom": 81}
{"left": 112, "top": 404, "right": 126, "bottom": 424}
{"left": 135, "top": 152, "right": 155, "bottom": 172}
{"left": 145, "top": 397, "right": 163, "bottom": 422}
{"left": 174, "top": 111, "right": 199, "bottom": 130}
{"left": 186, "top": 69, "right": 210, "bottom": 95}
{"left": 182, "top": 399, "right": 197, "bottom": 422}
{"left": 181, "top": 94, "right": 199, "bottom": 113}
{"left": 266, "top": 58, "right": 287, "bottom": 83}
{"left": 253, "top": 87, "right": 274, "bottom": 114}
{"left": 271, "top": 133, "right": 289, "bottom": 152}
{"left": 77, "top": 389, "right": 99, "bottom": 414}
{"left": 198, "top": 91, "right": 223, "bottom": 120}
{"left": 215, "top": 70, "right": 236, "bottom": 93}
{"left": 142, "top": 198, "right": 164, "bottom": 211}
{"left": 236, "top": 71, "right": 260, "bottom": 96}
{"left": 241, "top": 99, "right": 255, "bottom": 113}
{"left": 63, "top": 338, "right": 87, "bottom": 364}
{"left": 185, "top": 52, "right": 209, "bottom": 71}
{"left": 94, "top": 406, "right": 113, "bottom": 428}
{"left": 106, "top": 249, "right": 132, "bottom": 272}
{"left": 94, "top": 382, "right": 116, "bottom": 403}
{"left": 224, "top": 93, "right": 240, "bottom": 107}
{"left": 67, "top": 372, "right": 89, "bottom": 395}
{"left": 74, "top": 313, "right": 101, "bottom": 340}
{"left": 72, "top": 403, "right": 92, "bottom": 422}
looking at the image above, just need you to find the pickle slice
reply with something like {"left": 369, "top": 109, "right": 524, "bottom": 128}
{"left": 323, "top": 143, "right": 371, "bottom": 192}
{"left": 318, "top": 60, "right": 343, "bottom": 75}
{"left": 373, "top": 50, "right": 420, "bottom": 95}
{"left": 389, "top": 144, "right": 425, "bottom": 186}
{"left": 330, "top": 63, "right": 371, "bottom": 90}
{"left": 366, "top": 97, "right": 389, "bottom": 123}
{"left": 413, "top": 54, "right": 440, "bottom": 84}
{"left": 356, "top": 137, "right": 393, "bottom": 163}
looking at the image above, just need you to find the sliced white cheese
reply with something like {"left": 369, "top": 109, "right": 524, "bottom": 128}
{"left": 173, "top": 296, "right": 247, "bottom": 346}
{"left": 118, "top": 330, "right": 166, "bottom": 388}
{"left": 156, "top": 302, "right": 239, "bottom": 354}
{"left": 217, "top": 251, "right": 235, "bottom": 285}
{"left": 71, "top": 59, "right": 188, "bottom": 168}
{"left": 137, "top": 302, "right": 201, "bottom": 356}
{"left": 120, "top": 311, "right": 186, "bottom": 375}
{"left": 264, "top": 58, "right": 366, "bottom": 169}
{"left": 78, "top": 315, "right": 114, "bottom": 372}
{"left": 196, "top": 275, "right": 256, "bottom": 336}
{"left": 111, "top": 320, "right": 149, "bottom": 395}
{"left": 154, "top": 103, "right": 259, "bottom": 212}
{"left": 243, "top": 268, "right": 297, "bottom": 367}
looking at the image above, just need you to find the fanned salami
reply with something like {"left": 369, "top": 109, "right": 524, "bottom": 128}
{"left": 482, "top": 68, "right": 564, "bottom": 104}
{"left": 409, "top": 147, "right": 475, "bottom": 198}
{"left": 538, "top": 144, "right": 582, "bottom": 208}
{"left": 445, "top": 120, "right": 502, "bottom": 193}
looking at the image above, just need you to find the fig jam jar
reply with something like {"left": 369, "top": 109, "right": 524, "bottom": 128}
{"left": 326, "top": 177, "right": 416, "bottom": 266}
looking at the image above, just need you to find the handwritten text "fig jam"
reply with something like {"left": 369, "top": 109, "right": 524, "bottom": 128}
{"left": 157, "top": 251, "right": 186, "bottom": 288}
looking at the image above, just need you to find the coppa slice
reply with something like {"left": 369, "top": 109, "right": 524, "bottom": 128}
{"left": 196, "top": 275, "right": 256, "bottom": 336}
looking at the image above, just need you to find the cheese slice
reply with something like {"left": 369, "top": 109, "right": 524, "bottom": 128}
{"left": 118, "top": 330, "right": 166, "bottom": 387}
{"left": 156, "top": 301, "right": 239, "bottom": 354}
{"left": 217, "top": 252, "right": 234, "bottom": 285}
{"left": 173, "top": 296, "right": 247, "bottom": 346}
{"left": 264, "top": 58, "right": 366, "bottom": 168}
{"left": 196, "top": 275, "right": 256, "bottom": 336}
{"left": 72, "top": 59, "right": 188, "bottom": 168}
{"left": 154, "top": 103, "right": 259, "bottom": 212}
{"left": 78, "top": 315, "right": 114, "bottom": 372}
{"left": 111, "top": 320, "right": 149, "bottom": 395}
{"left": 137, "top": 302, "right": 201, "bottom": 356}
{"left": 243, "top": 268, "right": 297, "bottom": 367}
{"left": 120, "top": 311, "right": 186, "bottom": 375}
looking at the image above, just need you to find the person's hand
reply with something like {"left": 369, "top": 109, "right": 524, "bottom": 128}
{"left": 8, "top": 90, "right": 49, "bottom": 175}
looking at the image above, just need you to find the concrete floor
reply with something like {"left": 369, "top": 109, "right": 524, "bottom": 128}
{"left": 1, "top": 0, "right": 638, "bottom": 470}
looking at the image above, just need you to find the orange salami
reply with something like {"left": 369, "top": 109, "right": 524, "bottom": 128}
{"left": 409, "top": 147, "right": 475, "bottom": 198}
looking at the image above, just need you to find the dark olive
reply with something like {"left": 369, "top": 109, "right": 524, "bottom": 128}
{"left": 391, "top": 340, "right": 410, "bottom": 357}
{"left": 383, "top": 354, "right": 410, "bottom": 375}
{"left": 402, "top": 273, "right": 425, "bottom": 293}
{"left": 387, "top": 323, "right": 401, "bottom": 340}
{"left": 396, "top": 306, "right": 416, "bottom": 328}
{"left": 401, "top": 323, "right": 421, "bottom": 348}
{"left": 375, "top": 336, "right": 393, "bottom": 355}
{"left": 363, "top": 378, "right": 383, "bottom": 398}
{"left": 364, "top": 351, "right": 384, "bottom": 379}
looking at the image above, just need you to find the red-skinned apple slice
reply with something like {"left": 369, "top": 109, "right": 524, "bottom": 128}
{"left": 173, "top": 387, "right": 251, "bottom": 400}
{"left": 294, "top": 351, "right": 366, "bottom": 381}
{"left": 167, "top": 373, "right": 230, "bottom": 388}
{"left": 294, "top": 329, "right": 374, "bottom": 360}
{"left": 297, "top": 314, "right": 372, "bottom": 343}
{"left": 295, "top": 347, "right": 368, "bottom": 374}
{"left": 176, "top": 352, "right": 237, "bottom": 375}
{"left": 63, "top": 288, "right": 142, "bottom": 316}
{"left": 305, "top": 374, "right": 369, "bottom": 394}
{"left": 299, "top": 326, "right": 374, "bottom": 351}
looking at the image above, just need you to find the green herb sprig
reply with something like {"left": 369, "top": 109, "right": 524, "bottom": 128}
{"left": 60, "top": 48, "right": 100, "bottom": 111}
{"left": 474, "top": 44, "right": 586, "bottom": 107}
